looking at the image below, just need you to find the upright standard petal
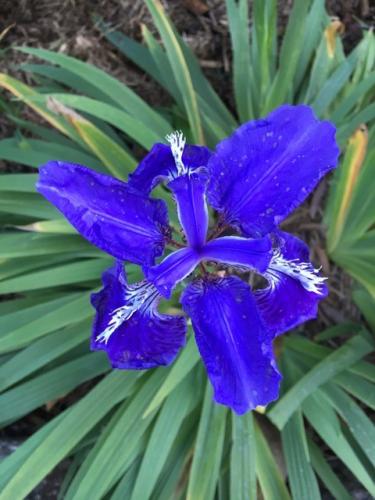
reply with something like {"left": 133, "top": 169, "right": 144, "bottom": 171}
{"left": 168, "top": 169, "right": 209, "bottom": 248}
{"left": 207, "top": 105, "right": 339, "bottom": 237}
{"left": 200, "top": 236, "right": 272, "bottom": 273}
{"left": 255, "top": 231, "right": 328, "bottom": 337}
{"left": 37, "top": 161, "right": 169, "bottom": 266}
{"left": 145, "top": 247, "right": 200, "bottom": 299}
{"left": 128, "top": 142, "right": 211, "bottom": 195}
{"left": 181, "top": 276, "right": 281, "bottom": 414}
{"left": 91, "top": 262, "right": 186, "bottom": 369}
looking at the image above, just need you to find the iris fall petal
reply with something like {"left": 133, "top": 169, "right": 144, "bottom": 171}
{"left": 181, "top": 276, "right": 281, "bottom": 414}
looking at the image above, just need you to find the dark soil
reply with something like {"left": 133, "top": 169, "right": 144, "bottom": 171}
{"left": 0, "top": 1, "right": 373, "bottom": 498}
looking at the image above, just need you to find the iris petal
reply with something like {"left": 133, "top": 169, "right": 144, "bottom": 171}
{"left": 37, "top": 161, "right": 169, "bottom": 266}
{"left": 91, "top": 262, "right": 186, "bottom": 369}
{"left": 168, "top": 169, "right": 209, "bottom": 248}
{"left": 255, "top": 231, "right": 328, "bottom": 337}
{"left": 181, "top": 276, "right": 281, "bottom": 414}
{"left": 201, "top": 235, "right": 272, "bottom": 273}
{"left": 207, "top": 105, "right": 339, "bottom": 237}
{"left": 128, "top": 142, "right": 211, "bottom": 195}
{"left": 145, "top": 247, "right": 200, "bottom": 299}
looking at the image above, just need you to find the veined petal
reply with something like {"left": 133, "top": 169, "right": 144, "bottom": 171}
{"left": 207, "top": 105, "right": 339, "bottom": 237}
{"left": 200, "top": 236, "right": 272, "bottom": 273}
{"left": 255, "top": 231, "right": 328, "bottom": 337}
{"left": 168, "top": 169, "right": 209, "bottom": 248}
{"left": 181, "top": 276, "right": 281, "bottom": 414}
{"left": 128, "top": 141, "right": 211, "bottom": 195}
{"left": 91, "top": 262, "right": 186, "bottom": 369}
{"left": 37, "top": 161, "right": 169, "bottom": 266}
{"left": 145, "top": 247, "right": 200, "bottom": 299}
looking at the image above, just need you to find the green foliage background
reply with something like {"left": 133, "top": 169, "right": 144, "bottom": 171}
{"left": 0, "top": 0, "right": 374, "bottom": 498}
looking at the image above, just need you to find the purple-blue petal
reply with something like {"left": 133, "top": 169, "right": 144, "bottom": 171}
{"left": 255, "top": 231, "right": 328, "bottom": 337}
{"left": 168, "top": 169, "right": 209, "bottom": 248}
{"left": 129, "top": 143, "right": 211, "bottom": 195}
{"left": 91, "top": 262, "right": 186, "bottom": 369}
{"left": 37, "top": 161, "right": 169, "bottom": 266}
{"left": 207, "top": 105, "right": 339, "bottom": 237}
{"left": 181, "top": 276, "right": 281, "bottom": 414}
{"left": 200, "top": 235, "right": 272, "bottom": 273}
{"left": 144, "top": 247, "right": 200, "bottom": 299}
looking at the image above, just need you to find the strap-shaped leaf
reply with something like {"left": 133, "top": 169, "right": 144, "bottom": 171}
{"left": 268, "top": 335, "right": 373, "bottom": 429}
{"left": 281, "top": 410, "right": 321, "bottom": 500}
{"left": 0, "top": 371, "right": 140, "bottom": 499}
{"left": 230, "top": 412, "right": 257, "bottom": 500}
{"left": 186, "top": 382, "right": 227, "bottom": 500}
{"left": 144, "top": 0, "right": 204, "bottom": 144}
{"left": 254, "top": 419, "right": 291, "bottom": 500}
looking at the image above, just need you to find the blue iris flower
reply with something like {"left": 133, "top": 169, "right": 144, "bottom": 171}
{"left": 37, "top": 105, "right": 339, "bottom": 414}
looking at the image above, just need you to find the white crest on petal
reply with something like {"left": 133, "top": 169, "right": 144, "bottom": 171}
{"left": 166, "top": 130, "right": 187, "bottom": 176}
{"left": 96, "top": 281, "right": 156, "bottom": 344}
{"left": 267, "top": 251, "right": 327, "bottom": 295}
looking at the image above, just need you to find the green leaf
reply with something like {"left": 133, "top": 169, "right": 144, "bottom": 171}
{"left": 143, "top": 333, "right": 200, "bottom": 417}
{"left": 41, "top": 99, "right": 137, "bottom": 177}
{"left": 34, "top": 92, "right": 162, "bottom": 150}
{"left": 269, "top": 335, "right": 373, "bottom": 429}
{"left": 65, "top": 370, "right": 167, "bottom": 499}
{"left": 151, "top": 411, "right": 198, "bottom": 500}
{"left": 0, "top": 73, "right": 82, "bottom": 143}
{"left": 254, "top": 419, "right": 291, "bottom": 500}
{"left": 322, "top": 384, "right": 375, "bottom": 468}
{"left": 20, "top": 62, "right": 118, "bottom": 105}
{"left": 0, "top": 137, "right": 104, "bottom": 171}
{"left": 144, "top": 0, "right": 204, "bottom": 144}
{"left": 0, "top": 371, "right": 140, "bottom": 499}
{"left": 334, "top": 371, "right": 375, "bottom": 410}
{"left": 17, "top": 47, "right": 171, "bottom": 137}
{"left": 0, "top": 258, "right": 110, "bottom": 293}
{"left": 284, "top": 336, "right": 375, "bottom": 382}
{"left": 281, "top": 411, "right": 321, "bottom": 500}
{"left": 230, "top": 412, "right": 257, "bottom": 500}
{"left": 264, "top": 0, "right": 310, "bottom": 112}
{"left": 308, "top": 439, "right": 351, "bottom": 500}
{"left": 251, "top": 0, "right": 277, "bottom": 111}
{"left": 0, "top": 233, "right": 96, "bottom": 258}
{"left": 303, "top": 391, "right": 375, "bottom": 495}
{"left": 312, "top": 54, "right": 358, "bottom": 116}
{"left": 353, "top": 287, "right": 375, "bottom": 332}
{"left": 110, "top": 459, "right": 141, "bottom": 500}
{"left": 332, "top": 71, "right": 375, "bottom": 124}
{"left": 0, "top": 173, "right": 38, "bottom": 191}
{"left": 294, "top": 0, "right": 327, "bottom": 90}
{"left": 15, "top": 219, "right": 76, "bottom": 234}
{"left": 0, "top": 352, "right": 109, "bottom": 426}
{"left": 0, "top": 318, "right": 91, "bottom": 392}
{"left": 0, "top": 292, "right": 93, "bottom": 353}
{"left": 186, "top": 383, "right": 227, "bottom": 500}
{"left": 130, "top": 374, "right": 197, "bottom": 500}
{"left": 0, "top": 191, "right": 60, "bottom": 219}
{"left": 226, "top": 0, "right": 253, "bottom": 120}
